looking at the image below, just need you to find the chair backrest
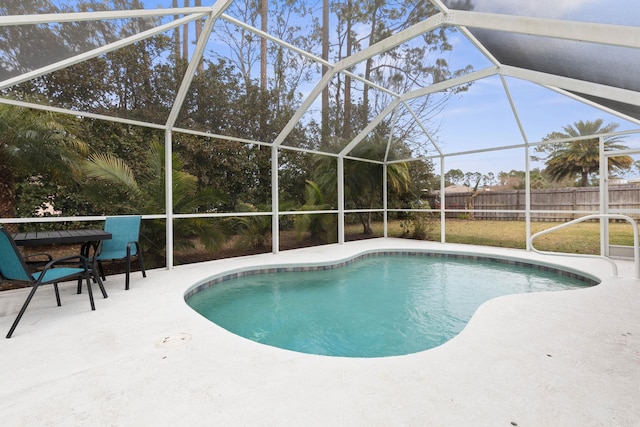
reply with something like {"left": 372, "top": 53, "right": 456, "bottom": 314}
{"left": 0, "top": 227, "right": 32, "bottom": 282}
{"left": 99, "top": 215, "right": 142, "bottom": 258}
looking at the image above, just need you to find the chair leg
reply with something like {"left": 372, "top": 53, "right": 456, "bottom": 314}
{"left": 96, "top": 274, "right": 108, "bottom": 299}
{"left": 6, "top": 284, "right": 40, "bottom": 339}
{"left": 78, "top": 242, "right": 92, "bottom": 294}
{"left": 125, "top": 253, "right": 131, "bottom": 291}
{"left": 77, "top": 269, "right": 100, "bottom": 294}
{"left": 53, "top": 283, "right": 61, "bottom": 306}
{"left": 84, "top": 272, "right": 96, "bottom": 311}
{"left": 139, "top": 254, "right": 147, "bottom": 278}
{"left": 136, "top": 243, "right": 147, "bottom": 278}
{"left": 98, "top": 260, "right": 106, "bottom": 281}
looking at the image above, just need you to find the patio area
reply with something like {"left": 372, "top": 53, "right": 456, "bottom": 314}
{"left": 1, "top": 238, "right": 639, "bottom": 426}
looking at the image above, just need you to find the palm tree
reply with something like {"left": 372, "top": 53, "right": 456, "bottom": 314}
{"left": 345, "top": 139, "right": 410, "bottom": 234}
{"left": 0, "top": 104, "right": 88, "bottom": 223}
{"left": 295, "top": 179, "right": 338, "bottom": 243}
{"left": 232, "top": 201, "right": 272, "bottom": 250}
{"left": 83, "top": 141, "right": 228, "bottom": 262}
{"left": 538, "top": 119, "right": 633, "bottom": 187}
{"left": 299, "top": 136, "right": 411, "bottom": 238}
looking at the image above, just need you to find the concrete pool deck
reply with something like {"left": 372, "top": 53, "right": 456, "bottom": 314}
{"left": 1, "top": 238, "right": 639, "bottom": 426}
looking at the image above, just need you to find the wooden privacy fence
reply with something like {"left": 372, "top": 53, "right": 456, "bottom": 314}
{"left": 424, "top": 184, "right": 640, "bottom": 221}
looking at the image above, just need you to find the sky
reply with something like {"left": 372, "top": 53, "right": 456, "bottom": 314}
{"left": 136, "top": 0, "right": 640, "bottom": 177}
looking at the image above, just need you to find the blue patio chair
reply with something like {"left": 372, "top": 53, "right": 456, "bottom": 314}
{"left": 95, "top": 215, "right": 146, "bottom": 290}
{"left": 0, "top": 226, "right": 97, "bottom": 339}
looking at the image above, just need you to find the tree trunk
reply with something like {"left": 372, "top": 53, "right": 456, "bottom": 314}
{"left": 195, "top": 0, "right": 203, "bottom": 74}
{"left": 182, "top": 0, "right": 189, "bottom": 61}
{"left": 343, "top": 0, "right": 353, "bottom": 140}
{"left": 195, "top": 0, "right": 202, "bottom": 39}
{"left": 465, "top": 191, "right": 480, "bottom": 220}
{"left": 365, "top": 211, "right": 373, "bottom": 234}
{"left": 581, "top": 170, "right": 589, "bottom": 187}
{"left": 260, "top": 0, "right": 268, "bottom": 90}
{"left": 172, "top": 0, "right": 180, "bottom": 59}
{"left": 321, "top": 0, "right": 329, "bottom": 148}
{"left": 362, "top": 2, "right": 380, "bottom": 125}
{"left": 356, "top": 211, "right": 373, "bottom": 235}
{"left": 358, "top": 192, "right": 376, "bottom": 235}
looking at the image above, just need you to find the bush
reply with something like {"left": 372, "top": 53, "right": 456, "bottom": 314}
{"left": 399, "top": 203, "right": 435, "bottom": 240}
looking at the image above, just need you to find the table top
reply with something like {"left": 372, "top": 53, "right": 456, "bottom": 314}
{"left": 13, "top": 229, "right": 112, "bottom": 246}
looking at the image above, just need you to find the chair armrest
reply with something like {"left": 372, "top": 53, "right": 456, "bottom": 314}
{"left": 24, "top": 252, "right": 53, "bottom": 262}
{"left": 41, "top": 255, "right": 89, "bottom": 271}
{"left": 24, "top": 253, "right": 54, "bottom": 271}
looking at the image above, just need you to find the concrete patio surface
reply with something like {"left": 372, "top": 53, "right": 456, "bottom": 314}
{"left": 1, "top": 238, "right": 639, "bottom": 426}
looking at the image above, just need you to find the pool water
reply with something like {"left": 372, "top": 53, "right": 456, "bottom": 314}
{"left": 186, "top": 255, "right": 594, "bottom": 358}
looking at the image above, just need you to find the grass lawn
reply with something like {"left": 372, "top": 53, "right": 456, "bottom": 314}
{"left": 346, "top": 219, "right": 637, "bottom": 255}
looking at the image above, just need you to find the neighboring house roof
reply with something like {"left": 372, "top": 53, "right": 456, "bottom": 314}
{"left": 432, "top": 185, "right": 473, "bottom": 195}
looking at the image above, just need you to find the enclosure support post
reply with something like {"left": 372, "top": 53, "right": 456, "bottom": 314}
{"left": 272, "top": 144, "right": 279, "bottom": 254}
{"left": 600, "top": 136, "right": 608, "bottom": 257}
{"left": 501, "top": 74, "right": 532, "bottom": 250}
{"left": 165, "top": 129, "right": 174, "bottom": 269}
{"left": 383, "top": 163, "right": 388, "bottom": 238}
{"left": 525, "top": 144, "right": 532, "bottom": 251}
{"left": 338, "top": 156, "right": 345, "bottom": 244}
{"left": 440, "top": 158, "right": 446, "bottom": 243}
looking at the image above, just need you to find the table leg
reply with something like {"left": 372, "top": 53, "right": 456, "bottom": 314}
{"left": 78, "top": 241, "right": 108, "bottom": 299}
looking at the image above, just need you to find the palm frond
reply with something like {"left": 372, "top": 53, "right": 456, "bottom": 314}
{"left": 85, "top": 153, "right": 141, "bottom": 195}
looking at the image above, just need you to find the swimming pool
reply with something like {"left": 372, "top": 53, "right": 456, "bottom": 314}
{"left": 186, "top": 252, "right": 598, "bottom": 357}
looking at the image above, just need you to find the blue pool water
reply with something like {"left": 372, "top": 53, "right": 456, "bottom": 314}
{"left": 186, "top": 254, "right": 595, "bottom": 358}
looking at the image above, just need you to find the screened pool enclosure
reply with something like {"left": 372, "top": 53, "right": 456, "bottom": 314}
{"left": 1, "top": 0, "right": 639, "bottom": 268}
